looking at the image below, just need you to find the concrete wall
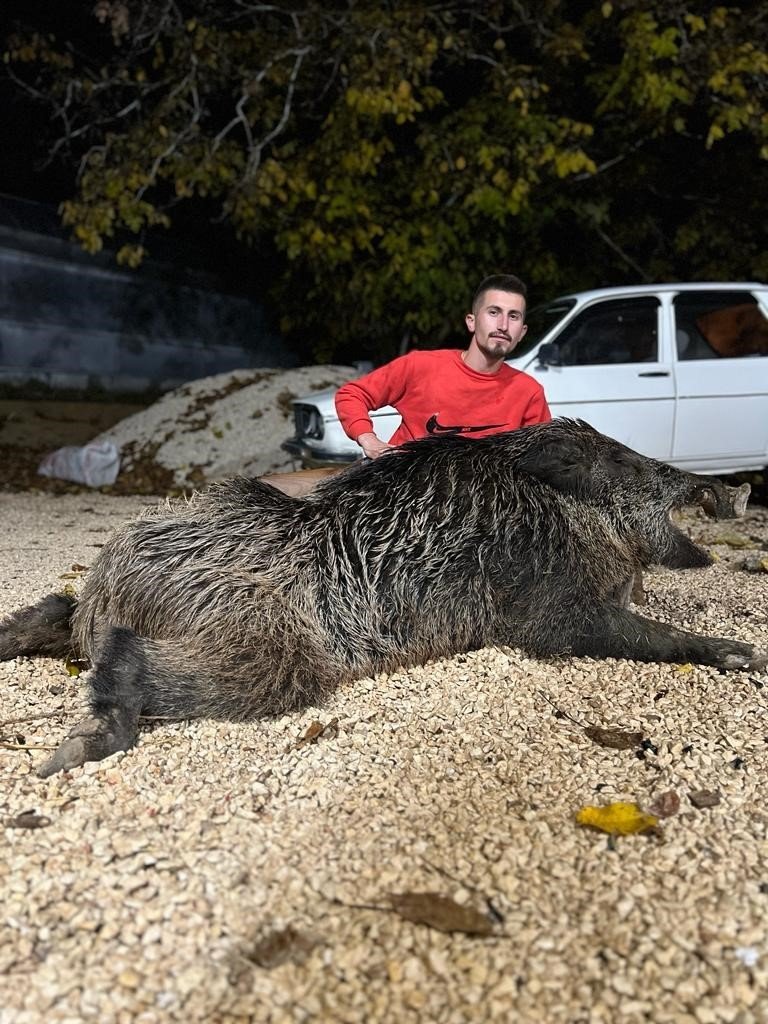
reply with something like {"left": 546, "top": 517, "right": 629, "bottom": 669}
{"left": 0, "top": 205, "right": 292, "bottom": 394}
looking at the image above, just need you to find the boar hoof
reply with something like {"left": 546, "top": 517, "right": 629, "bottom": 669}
{"left": 721, "top": 651, "right": 759, "bottom": 672}
{"left": 37, "top": 713, "right": 136, "bottom": 778}
{"left": 747, "top": 649, "right": 768, "bottom": 672}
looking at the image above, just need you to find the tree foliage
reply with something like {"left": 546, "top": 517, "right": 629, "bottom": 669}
{"left": 4, "top": 1, "right": 767, "bottom": 361}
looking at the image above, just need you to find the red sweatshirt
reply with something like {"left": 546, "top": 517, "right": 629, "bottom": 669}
{"left": 335, "top": 349, "right": 551, "bottom": 446}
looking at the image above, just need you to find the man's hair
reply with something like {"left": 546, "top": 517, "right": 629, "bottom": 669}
{"left": 472, "top": 274, "right": 527, "bottom": 313}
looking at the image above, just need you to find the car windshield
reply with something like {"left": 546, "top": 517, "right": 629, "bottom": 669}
{"left": 510, "top": 297, "right": 578, "bottom": 360}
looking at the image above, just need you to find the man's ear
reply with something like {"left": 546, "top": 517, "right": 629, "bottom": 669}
{"left": 465, "top": 313, "right": 475, "bottom": 334}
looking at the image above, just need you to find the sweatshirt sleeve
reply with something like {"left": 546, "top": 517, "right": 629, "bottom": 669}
{"left": 520, "top": 384, "right": 553, "bottom": 426}
{"left": 334, "top": 355, "right": 412, "bottom": 442}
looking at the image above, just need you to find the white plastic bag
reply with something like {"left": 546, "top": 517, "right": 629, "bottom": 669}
{"left": 37, "top": 441, "right": 121, "bottom": 487}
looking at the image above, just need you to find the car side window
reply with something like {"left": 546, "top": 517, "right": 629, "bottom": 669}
{"left": 674, "top": 292, "right": 768, "bottom": 360}
{"left": 552, "top": 298, "right": 659, "bottom": 366}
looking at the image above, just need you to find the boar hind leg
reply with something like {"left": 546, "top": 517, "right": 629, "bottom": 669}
{"left": 38, "top": 625, "right": 148, "bottom": 778}
{"left": 0, "top": 593, "right": 76, "bottom": 660}
{"left": 572, "top": 606, "right": 766, "bottom": 672}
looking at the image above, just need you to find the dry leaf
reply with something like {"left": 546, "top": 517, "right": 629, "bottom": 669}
{"left": 6, "top": 810, "right": 51, "bottom": 829}
{"left": 576, "top": 801, "right": 659, "bottom": 835}
{"left": 676, "top": 663, "right": 694, "bottom": 674}
{"left": 689, "top": 789, "right": 721, "bottom": 809}
{"left": 242, "top": 926, "right": 314, "bottom": 969}
{"left": 649, "top": 790, "right": 681, "bottom": 818}
{"left": 293, "top": 718, "right": 339, "bottom": 749}
{"left": 584, "top": 726, "right": 644, "bottom": 750}
{"left": 388, "top": 892, "right": 494, "bottom": 936}
{"left": 65, "top": 657, "right": 90, "bottom": 677}
{"left": 712, "top": 533, "right": 753, "bottom": 549}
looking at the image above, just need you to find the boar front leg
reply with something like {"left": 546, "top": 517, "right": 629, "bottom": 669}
{"left": 568, "top": 605, "right": 766, "bottom": 672}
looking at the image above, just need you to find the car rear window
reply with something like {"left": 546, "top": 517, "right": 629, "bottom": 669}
{"left": 674, "top": 292, "right": 768, "bottom": 359}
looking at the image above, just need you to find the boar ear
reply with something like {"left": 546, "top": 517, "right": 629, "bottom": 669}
{"left": 516, "top": 438, "right": 592, "bottom": 494}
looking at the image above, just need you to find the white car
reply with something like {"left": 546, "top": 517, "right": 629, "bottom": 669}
{"left": 282, "top": 282, "right": 768, "bottom": 476}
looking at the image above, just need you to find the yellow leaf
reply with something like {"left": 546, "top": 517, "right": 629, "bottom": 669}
{"left": 576, "top": 801, "right": 659, "bottom": 835}
{"left": 601, "top": 2, "right": 613, "bottom": 16}
{"left": 684, "top": 14, "right": 706, "bottom": 35}
{"left": 676, "top": 663, "right": 694, "bottom": 674}
{"left": 706, "top": 123, "right": 725, "bottom": 148}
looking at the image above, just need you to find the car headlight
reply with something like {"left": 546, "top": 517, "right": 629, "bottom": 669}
{"left": 293, "top": 404, "right": 325, "bottom": 441}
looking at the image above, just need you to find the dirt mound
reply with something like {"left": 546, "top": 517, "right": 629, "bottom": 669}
{"left": 0, "top": 365, "right": 355, "bottom": 494}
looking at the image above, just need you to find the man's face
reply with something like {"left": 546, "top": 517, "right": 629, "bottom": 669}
{"left": 465, "top": 289, "right": 527, "bottom": 360}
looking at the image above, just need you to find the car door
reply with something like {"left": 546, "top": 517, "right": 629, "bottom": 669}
{"left": 671, "top": 289, "right": 768, "bottom": 472}
{"left": 520, "top": 295, "right": 675, "bottom": 459}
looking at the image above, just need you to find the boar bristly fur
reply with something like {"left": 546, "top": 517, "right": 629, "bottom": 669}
{"left": 1, "top": 418, "right": 764, "bottom": 776}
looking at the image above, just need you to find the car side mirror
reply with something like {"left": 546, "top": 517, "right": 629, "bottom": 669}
{"left": 536, "top": 341, "right": 562, "bottom": 368}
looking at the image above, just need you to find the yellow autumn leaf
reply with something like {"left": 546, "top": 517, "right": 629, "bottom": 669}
{"left": 676, "top": 663, "right": 694, "bottom": 673}
{"left": 576, "top": 801, "right": 659, "bottom": 835}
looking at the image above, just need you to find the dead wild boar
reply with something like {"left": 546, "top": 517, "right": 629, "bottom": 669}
{"left": 1, "top": 418, "right": 764, "bottom": 777}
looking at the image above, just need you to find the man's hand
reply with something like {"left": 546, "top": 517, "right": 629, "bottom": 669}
{"left": 357, "top": 432, "right": 395, "bottom": 459}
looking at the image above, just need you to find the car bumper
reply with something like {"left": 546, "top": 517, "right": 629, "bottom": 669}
{"left": 281, "top": 438, "right": 360, "bottom": 469}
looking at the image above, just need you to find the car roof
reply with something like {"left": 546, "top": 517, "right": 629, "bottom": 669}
{"left": 548, "top": 282, "right": 768, "bottom": 304}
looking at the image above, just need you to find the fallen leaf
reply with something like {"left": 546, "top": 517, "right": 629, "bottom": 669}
{"left": 689, "top": 789, "right": 721, "bottom": 809}
{"left": 584, "top": 726, "right": 644, "bottom": 750}
{"left": 576, "top": 801, "right": 659, "bottom": 835}
{"left": 242, "top": 926, "right": 314, "bottom": 969}
{"left": 65, "top": 657, "right": 90, "bottom": 677}
{"left": 6, "top": 810, "right": 51, "bottom": 829}
{"left": 388, "top": 892, "right": 494, "bottom": 936}
{"left": 676, "top": 663, "right": 694, "bottom": 674}
{"left": 71, "top": 563, "right": 89, "bottom": 572}
{"left": 711, "top": 533, "right": 754, "bottom": 549}
{"left": 649, "top": 790, "right": 681, "bottom": 818}
{"left": 293, "top": 718, "right": 339, "bottom": 749}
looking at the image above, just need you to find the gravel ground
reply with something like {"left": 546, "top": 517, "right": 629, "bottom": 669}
{"left": 1, "top": 491, "right": 768, "bottom": 1024}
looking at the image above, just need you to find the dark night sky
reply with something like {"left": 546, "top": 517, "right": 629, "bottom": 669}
{"left": 0, "top": 2, "right": 97, "bottom": 205}
{"left": 0, "top": 2, "right": 274, "bottom": 295}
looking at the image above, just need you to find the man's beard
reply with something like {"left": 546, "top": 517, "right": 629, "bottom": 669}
{"left": 479, "top": 335, "right": 511, "bottom": 357}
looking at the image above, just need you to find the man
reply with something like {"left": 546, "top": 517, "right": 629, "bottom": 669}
{"left": 335, "top": 273, "right": 552, "bottom": 458}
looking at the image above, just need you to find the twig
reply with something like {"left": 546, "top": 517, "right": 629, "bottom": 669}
{"left": 537, "top": 689, "right": 586, "bottom": 727}
{"left": 0, "top": 742, "right": 58, "bottom": 751}
{"left": 0, "top": 710, "right": 68, "bottom": 728}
